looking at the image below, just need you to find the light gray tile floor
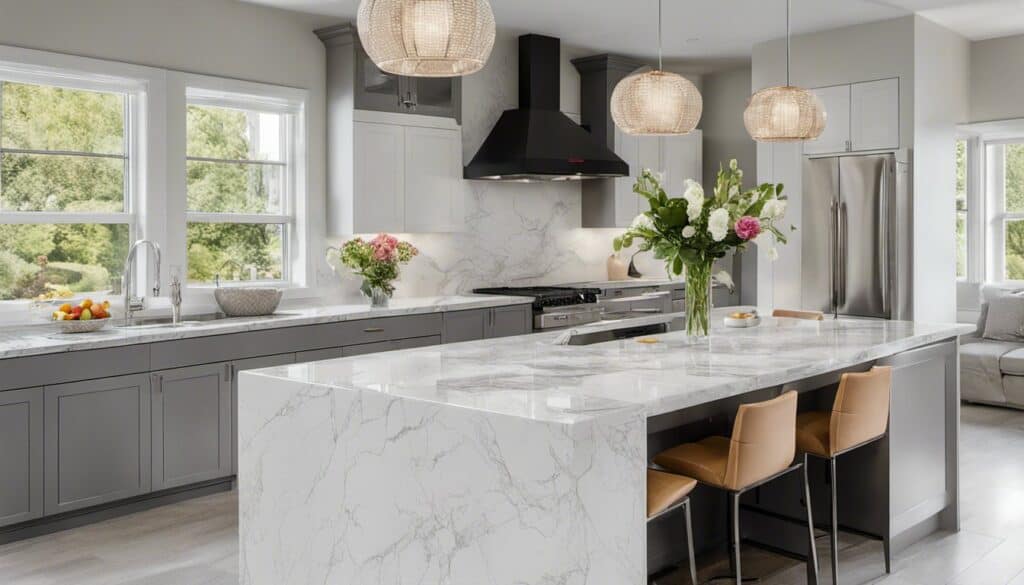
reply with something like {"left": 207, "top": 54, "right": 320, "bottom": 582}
{"left": 1, "top": 403, "right": 1022, "bottom": 585}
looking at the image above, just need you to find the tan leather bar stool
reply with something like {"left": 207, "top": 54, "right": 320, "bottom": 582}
{"left": 796, "top": 366, "right": 893, "bottom": 585}
{"left": 772, "top": 309, "right": 825, "bottom": 321}
{"left": 653, "top": 391, "right": 819, "bottom": 585}
{"left": 647, "top": 469, "right": 699, "bottom": 585}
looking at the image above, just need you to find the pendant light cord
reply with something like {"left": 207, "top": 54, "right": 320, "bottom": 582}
{"left": 786, "top": 0, "right": 791, "bottom": 86}
{"left": 658, "top": 0, "right": 663, "bottom": 71}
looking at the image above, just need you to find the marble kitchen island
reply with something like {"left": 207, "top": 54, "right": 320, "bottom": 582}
{"left": 238, "top": 313, "right": 973, "bottom": 585}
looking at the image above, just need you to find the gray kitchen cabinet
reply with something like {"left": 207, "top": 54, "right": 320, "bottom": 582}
{"left": 442, "top": 309, "right": 489, "bottom": 343}
{"left": 489, "top": 305, "right": 532, "bottom": 338}
{"left": 0, "top": 388, "right": 43, "bottom": 527}
{"left": 443, "top": 305, "right": 533, "bottom": 343}
{"left": 44, "top": 374, "right": 151, "bottom": 515}
{"left": 342, "top": 335, "right": 441, "bottom": 357}
{"left": 151, "top": 364, "right": 231, "bottom": 490}
{"left": 295, "top": 347, "right": 344, "bottom": 362}
{"left": 230, "top": 353, "right": 297, "bottom": 474}
{"left": 351, "top": 33, "right": 460, "bottom": 119}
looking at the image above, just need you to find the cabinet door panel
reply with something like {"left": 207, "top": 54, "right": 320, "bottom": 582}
{"left": 489, "top": 305, "right": 532, "bottom": 338}
{"left": 296, "top": 347, "right": 344, "bottom": 363}
{"left": 354, "top": 121, "right": 405, "bottom": 232}
{"left": 661, "top": 131, "right": 702, "bottom": 195}
{"left": 152, "top": 364, "right": 231, "bottom": 490}
{"left": 342, "top": 335, "right": 440, "bottom": 357}
{"left": 231, "top": 353, "right": 297, "bottom": 474}
{"left": 614, "top": 128, "right": 641, "bottom": 227}
{"left": 404, "top": 126, "right": 464, "bottom": 232}
{"left": 804, "top": 85, "right": 851, "bottom": 155}
{"left": 409, "top": 77, "right": 460, "bottom": 119}
{"left": 851, "top": 78, "right": 899, "bottom": 152}
{"left": 0, "top": 388, "right": 43, "bottom": 527}
{"left": 637, "top": 136, "right": 662, "bottom": 177}
{"left": 44, "top": 374, "right": 151, "bottom": 515}
{"left": 354, "top": 44, "right": 402, "bottom": 113}
{"left": 443, "top": 309, "right": 489, "bottom": 343}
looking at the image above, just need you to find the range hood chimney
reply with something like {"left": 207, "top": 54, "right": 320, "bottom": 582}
{"left": 463, "top": 34, "right": 629, "bottom": 182}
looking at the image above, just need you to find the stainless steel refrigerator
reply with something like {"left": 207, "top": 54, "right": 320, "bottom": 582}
{"left": 801, "top": 151, "right": 912, "bottom": 320}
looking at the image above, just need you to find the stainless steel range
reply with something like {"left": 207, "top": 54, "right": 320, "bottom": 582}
{"left": 472, "top": 286, "right": 604, "bottom": 330}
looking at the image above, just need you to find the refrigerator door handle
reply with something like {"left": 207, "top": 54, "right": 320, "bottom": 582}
{"left": 879, "top": 158, "right": 890, "bottom": 315}
{"left": 830, "top": 199, "right": 838, "bottom": 316}
{"left": 839, "top": 201, "right": 848, "bottom": 308}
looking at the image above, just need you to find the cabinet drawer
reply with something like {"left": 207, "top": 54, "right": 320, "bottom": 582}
{"left": 335, "top": 313, "right": 442, "bottom": 347}
{"left": 342, "top": 335, "right": 440, "bottom": 357}
{"left": 1, "top": 345, "right": 151, "bottom": 392}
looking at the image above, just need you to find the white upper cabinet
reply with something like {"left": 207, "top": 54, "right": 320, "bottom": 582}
{"left": 804, "top": 78, "right": 899, "bottom": 156}
{"left": 606, "top": 129, "right": 703, "bottom": 227}
{"left": 804, "top": 85, "right": 851, "bottom": 155}
{"left": 660, "top": 133, "right": 702, "bottom": 196}
{"left": 353, "top": 121, "right": 406, "bottom": 233}
{"left": 350, "top": 112, "right": 464, "bottom": 234}
{"left": 850, "top": 78, "right": 899, "bottom": 152}
{"left": 403, "top": 125, "right": 464, "bottom": 233}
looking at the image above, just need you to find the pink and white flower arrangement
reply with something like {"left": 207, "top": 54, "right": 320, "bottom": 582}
{"left": 337, "top": 233, "right": 418, "bottom": 298}
{"left": 613, "top": 160, "right": 792, "bottom": 337}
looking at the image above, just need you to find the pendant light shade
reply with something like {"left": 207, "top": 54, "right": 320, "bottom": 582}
{"left": 356, "top": 0, "right": 496, "bottom": 77}
{"left": 611, "top": 70, "right": 703, "bottom": 135}
{"left": 610, "top": 0, "right": 702, "bottom": 136}
{"left": 744, "top": 85, "right": 826, "bottom": 142}
{"left": 744, "top": 0, "right": 826, "bottom": 142}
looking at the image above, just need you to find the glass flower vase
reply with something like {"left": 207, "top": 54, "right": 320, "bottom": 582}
{"left": 361, "top": 280, "right": 391, "bottom": 308}
{"left": 684, "top": 258, "right": 714, "bottom": 339}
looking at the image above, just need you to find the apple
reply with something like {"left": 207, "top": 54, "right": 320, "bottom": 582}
{"left": 80, "top": 309, "right": 93, "bottom": 320}
{"left": 59, "top": 303, "right": 72, "bottom": 313}
{"left": 80, "top": 298, "right": 93, "bottom": 309}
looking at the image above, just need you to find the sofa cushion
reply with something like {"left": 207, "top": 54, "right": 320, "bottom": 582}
{"left": 961, "top": 341, "right": 1021, "bottom": 404}
{"left": 984, "top": 295, "right": 1024, "bottom": 341}
{"left": 1002, "top": 348, "right": 1024, "bottom": 376}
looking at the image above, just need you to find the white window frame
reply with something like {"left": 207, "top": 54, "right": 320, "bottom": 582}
{"left": 182, "top": 80, "right": 306, "bottom": 288}
{"left": 987, "top": 138, "right": 1024, "bottom": 283}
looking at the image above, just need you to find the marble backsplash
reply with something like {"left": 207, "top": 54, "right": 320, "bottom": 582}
{"left": 320, "top": 30, "right": 669, "bottom": 299}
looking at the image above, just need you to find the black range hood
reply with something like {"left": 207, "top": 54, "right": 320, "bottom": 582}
{"left": 464, "top": 34, "right": 629, "bottom": 182}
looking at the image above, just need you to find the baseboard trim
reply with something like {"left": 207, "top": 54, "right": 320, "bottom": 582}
{"left": 0, "top": 478, "right": 234, "bottom": 545}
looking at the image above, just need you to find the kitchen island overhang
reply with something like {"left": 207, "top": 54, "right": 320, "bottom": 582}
{"left": 238, "top": 315, "right": 973, "bottom": 585}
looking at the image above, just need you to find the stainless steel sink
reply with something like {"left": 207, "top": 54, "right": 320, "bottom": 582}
{"left": 115, "top": 312, "right": 292, "bottom": 330}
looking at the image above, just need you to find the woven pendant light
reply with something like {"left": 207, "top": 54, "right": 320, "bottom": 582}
{"left": 610, "top": 0, "right": 702, "bottom": 135}
{"left": 744, "top": 0, "right": 826, "bottom": 142}
{"left": 357, "top": 0, "right": 496, "bottom": 77}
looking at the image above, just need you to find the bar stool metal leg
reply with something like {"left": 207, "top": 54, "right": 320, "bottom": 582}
{"left": 683, "top": 499, "right": 698, "bottom": 585}
{"left": 829, "top": 457, "right": 839, "bottom": 585}
{"left": 731, "top": 492, "right": 742, "bottom": 585}
{"left": 803, "top": 454, "right": 820, "bottom": 585}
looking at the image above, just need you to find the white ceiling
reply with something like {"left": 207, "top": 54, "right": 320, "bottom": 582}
{"left": 244, "top": 0, "right": 1024, "bottom": 61}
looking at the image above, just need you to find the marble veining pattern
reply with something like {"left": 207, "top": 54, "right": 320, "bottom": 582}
{"left": 248, "top": 315, "right": 974, "bottom": 423}
{"left": 238, "top": 373, "right": 646, "bottom": 585}
{"left": 0, "top": 295, "right": 532, "bottom": 360}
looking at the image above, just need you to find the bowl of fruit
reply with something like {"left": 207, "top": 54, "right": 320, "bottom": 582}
{"left": 51, "top": 299, "right": 113, "bottom": 334}
{"left": 724, "top": 310, "right": 760, "bottom": 328}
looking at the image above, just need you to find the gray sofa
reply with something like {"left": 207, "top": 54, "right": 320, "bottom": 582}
{"left": 961, "top": 285, "right": 1024, "bottom": 408}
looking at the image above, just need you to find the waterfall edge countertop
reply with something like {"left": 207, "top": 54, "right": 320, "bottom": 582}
{"left": 0, "top": 295, "right": 533, "bottom": 360}
{"left": 244, "top": 313, "right": 974, "bottom": 427}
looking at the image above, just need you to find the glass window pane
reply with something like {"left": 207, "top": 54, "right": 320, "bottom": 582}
{"left": 956, "top": 211, "right": 967, "bottom": 279}
{"left": 0, "top": 223, "right": 128, "bottom": 300}
{"left": 1, "top": 152, "right": 125, "bottom": 212}
{"left": 186, "top": 160, "right": 283, "bottom": 214}
{"left": 955, "top": 139, "right": 967, "bottom": 211}
{"left": 187, "top": 223, "right": 283, "bottom": 283}
{"left": 1004, "top": 143, "right": 1024, "bottom": 213}
{"left": 1, "top": 82, "right": 125, "bottom": 155}
{"left": 186, "top": 105, "right": 283, "bottom": 162}
{"left": 1006, "top": 220, "right": 1024, "bottom": 280}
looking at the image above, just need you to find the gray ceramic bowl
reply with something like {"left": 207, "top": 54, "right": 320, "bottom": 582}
{"left": 214, "top": 287, "right": 283, "bottom": 317}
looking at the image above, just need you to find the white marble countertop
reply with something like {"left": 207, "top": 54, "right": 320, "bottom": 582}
{"left": 245, "top": 312, "right": 974, "bottom": 427}
{"left": 0, "top": 295, "right": 533, "bottom": 360}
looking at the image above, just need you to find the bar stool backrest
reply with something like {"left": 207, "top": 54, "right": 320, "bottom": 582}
{"left": 724, "top": 391, "right": 798, "bottom": 491}
{"left": 830, "top": 366, "right": 892, "bottom": 455}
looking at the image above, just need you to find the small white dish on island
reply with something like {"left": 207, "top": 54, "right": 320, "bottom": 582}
{"left": 724, "top": 310, "right": 760, "bottom": 328}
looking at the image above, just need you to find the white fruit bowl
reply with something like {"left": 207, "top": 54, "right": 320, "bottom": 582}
{"left": 214, "top": 287, "right": 283, "bottom": 317}
{"left": 56, "top": 317, "right": 112, "bottom": 334}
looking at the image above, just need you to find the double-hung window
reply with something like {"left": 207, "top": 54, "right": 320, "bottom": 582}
{"left": 185, "top": 89, "right": 299, "bottom": 285}
{"left": 0, "top": 76, "right": 136, "bottom": 301}
{"left": 956, "top": 139, "right": 968, "bottom": 280}
{"left": 988, "top": 140, "right": 1024, "bottom": 281}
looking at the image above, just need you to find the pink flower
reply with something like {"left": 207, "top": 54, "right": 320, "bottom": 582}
{"left": 370, "top": 233, "right": 400, "bottom": 262}
{"left": 734, "top": 216, "right": 761, "bottom": 241}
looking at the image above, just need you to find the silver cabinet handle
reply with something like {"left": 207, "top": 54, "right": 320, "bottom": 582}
{"left": 363, "top": 327, "right": 384, "bottom": 333}
{"left": 224, "top": 363, "right": 233, "bottom": 383}
{"left": 152, "top": 374, "right": 163, "bottom": 393}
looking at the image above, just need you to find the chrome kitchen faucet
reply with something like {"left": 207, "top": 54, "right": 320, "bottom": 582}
{"left": 122, "top": 239, "right": 162, "bottom": 324}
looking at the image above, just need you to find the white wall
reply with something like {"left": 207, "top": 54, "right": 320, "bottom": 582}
{"left": 970, "top": 34, "right": 1024, "bottom": 123}
{"left": 913, "top": 17, "right": 970, "bottom": 323}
